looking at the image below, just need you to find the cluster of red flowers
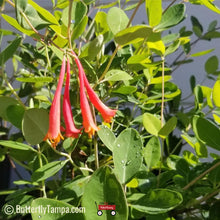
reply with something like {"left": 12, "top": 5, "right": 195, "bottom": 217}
{"left": 44, "top": 52, "right": 117, "bottom": 148}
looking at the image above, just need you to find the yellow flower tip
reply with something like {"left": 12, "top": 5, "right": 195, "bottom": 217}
{"left": 44, "top": 133, "right": 64, "bottom": 148}
{"left": 85, "top": 125, "right": 100, "bottom": 139}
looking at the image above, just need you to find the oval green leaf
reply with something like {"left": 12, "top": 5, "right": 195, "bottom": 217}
{"left": 143, "top": 136, "right": 161, "bottom": 171}
{"left": 104, "top": 69, "right": 133, "bottom": 82}
{"left": 132, "top": 189, "right": 183, "bottom": 214}
{"left": 143, "top": 113, "right": 161, "bottom": 136}
{"left": 31, "top": 160, "right": 67, "bottom": 182}
{"left": 155, "top": 4, "right": 186, "bottom": 31}
{"left": 97, "top": 125, "right": 116, "bottom": 151}
{"left": 113, "top": 128, "right": 143, "bottom": 184}
{"left": 81, "top": 166, "right": 128, "bottom": 220}
{"left": 22, "top": 108, "right": 49, "bottom": 145}
{"left": 193, "top": 116, "right": 220, "bottom": 151}
{"left": 107, "top": 7, "right": 129, "bottom": 35}
{"left": 213, "top": 80, "right": 220, "bottom": 107}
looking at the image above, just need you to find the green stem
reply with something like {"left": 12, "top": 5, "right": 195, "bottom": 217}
{"left": 96, "top": 0, "right": 144, "bottom": 87}
{"left": 50, "top": 143, "right": 94, "bottom": 173}
{"left": 68, "top": 0, "right": 73, "bottom": 50}
{"left": 161, "top": 56, "right": 165, "bottom": 128}
{"left": 5, "top": 0, "right": 44, "bottom": 39}
{"left": 36, "top": 145, "right": 47, "bottom": 198}
{"left": 94, "top": 133, "right": 99, "bottom": 169}
{"left": 2, "top": 72, "right": 26, "bottom": 108}
{"left": 157, "top": 138, "right": 164, "bottom": 187}
{"left": 194, "top": 188, "right": 220, "bottom": 206}
{"left": 183, "top": 161, "right": 220, "bottom": 190}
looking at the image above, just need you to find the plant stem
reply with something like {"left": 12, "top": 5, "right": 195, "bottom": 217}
{"left": 68, "top": 0, "right": 73, "bottom": 50}
{"left": 2, "top": 72, "right": 26, "bottom": 108}
{"left": 183, "top": 161, "right": 220, "bottom": 190}
{"left": 94, "top": 133, "right": 99, "bottom": 169}
{"left": 161, "top": 56, "right": 165, "bottom": 127}
{"left": 96, "top": 0, "right": 144, "bottom": 86}
{"left": 5, "top": 0, "right": 44, "bottom": 39}
{"left": 163, "top": 0, "right": 178, "bottom": 14}
{"left": 195, "top": 188, "right": 220, "bottom": 205}
{"left": 50, "top": 143, "right": 94, "bottom": 173}
{"left": 37, "top": 145, "right": 47, "bottom": 198}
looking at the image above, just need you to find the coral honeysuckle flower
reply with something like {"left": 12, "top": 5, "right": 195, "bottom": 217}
{"left": 82, "top": 73, "right": 117, "bottom": 123}
{"left": 63, "top": 58, "right": 81, "bottom": 138}
{"left": 44, "top": 57, "right": 66, "bottom": 148}
{"left": 75, "top": 57, "right": 99, "bottom": 138}
{"left": 72, "top": 52, "right": 117, "bottom": 123}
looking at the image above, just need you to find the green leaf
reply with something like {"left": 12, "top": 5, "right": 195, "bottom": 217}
{"left": 205, "top": 55, "right": 219, "bottom": 74}
{"left": 31, "top": 160, "right": 67, "bottom": 182}
{"left": 61, "top": 1, "right": 87, "bottom": 27}
{"left": 15, "top": 0, "right": 49, "bottom": 30}
{"left": 203, "top": 31, "right": 220, "bottom": 40}
{"left": 191, "top": 48, "right": 215, "bottom": 57}
{"left": 0, "top": 97, "right": 20, "bottom": 120}
{"left": 183, "top": 150, "right": 198, "bottom": 165}
{"left": 159, "top": 116, "right": 177, "bottom": 138}
{"left": 147, "top": 32, "right": 165, "bottom": 55}
{"left": 31, "top": 198, "right": 85, "bottom": 220}
{"left": 57, "top": 176, "right": 90, "bottom": 203}
{"left": 146, "top": 0, "right": 162, "bottom": 27}
{"left": 112, "top": 86, "right": 137, "bottom": 95}
{"left": 191, "top": 16, "right": 203, "bottom": 37}
{"left": 193, "top": 116, "right": 220, "bottom": 151}
{"left": 72, "top": 16, "right": 88, "bottom": 40}
{"left": 155, "top": 4, "right": 186, "bottom": 31}
{"left": 164, "top": 40, "right": 180, "bottom": 57}
{"left": 201, "top": 0, "right": 220, "bottom": 14}
{"left": 212, "top": 80, "right": 220, "bottom": 107}
{"left": 0, "top": 140, "right": 36, "bottom": 152}
{"left": 1, "top": 14, "right": 38, "bottom": 38}
{"left": 6, "top": 105, "right": 25, "bottom": 129}
{"left": 95, "top": 11, "right": 109, "bottom": 35}
{"left": 97, "top": 125, "right": 116, "bottom": 151}
{"left": 149, "top": 76, "right": 172, "bottom": 85}
{"left": 132, "top": 189, "right": 183, "bottom": 214}
{"left": 81, "top": 166, "right": 128, "bottom": 220}
{"left": 103, "top": 69, "right": 133, "bottom": 82}
{"left": 22, "top": 108, "right": 49, "bottom": 145}
{"left": 0, "top": 140, "right": 37, "bottom": 162}
{"left": 0, "top": 36, "right": 22, "bottom": 65}
{"left": 80, "top": 35, "right": 104, "bottom": 61}
{"left": 28, "top": 0, "right": 58, "bottom": 25}
{"left": 181, "top": 133, "right": 208, "bottom": 158}
{"left": 62, "top": 138, "right": 78, "bottom": 153}
{"left": 16, "top": 76, "right": 53, "bottom": 83}
{"left": 113, "top": 128, "right": 143, "bottom": 184}
{"left": 143, "top": 113, "right": 161, "bottom": 136}
{"left": 107, "top": 7, "right": 129, "bottom": 35}
{"left": 143, "top": 136, "right": 161, "bottom": 171}
{"left": 176, "top": 158, "right": 190, "bottom": 178}
{"left": 194, "top": 85, "right": 203, "bottom": 108}
{"left": 114, "top": 25, "right": 152, "bottom": 46}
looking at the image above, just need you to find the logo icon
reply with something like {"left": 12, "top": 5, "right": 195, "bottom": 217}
{"left": 95, "top": 202, "right": 116, "bottom": 216}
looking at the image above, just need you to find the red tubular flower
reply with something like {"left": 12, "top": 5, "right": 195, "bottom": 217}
{"left": 82, "top": 73, "right": 117, "bottom": 123}
{"left": 74, "top": 56, "right": 99, "bottom": 138}
{"left": 62, "top": 58, "right": 81, "bottom": 138}
{"left": 44, "top": 57, "right": 66, "bottom": 148}
{"left": 72, "top": 52, "right": 117, "bottom": 123}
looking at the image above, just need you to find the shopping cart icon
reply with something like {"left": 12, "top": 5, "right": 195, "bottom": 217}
{"left": 95, "top": 202, "right": 116, "bottom": 216}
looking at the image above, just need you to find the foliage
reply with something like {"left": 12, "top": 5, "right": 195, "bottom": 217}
{"left": 0, "top": 0, "right": 220, "bottom": 219}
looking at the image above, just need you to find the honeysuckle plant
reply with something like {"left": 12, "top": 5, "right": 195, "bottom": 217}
{"left": 0, "top": 0, "right": 220, "bottom": 220}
